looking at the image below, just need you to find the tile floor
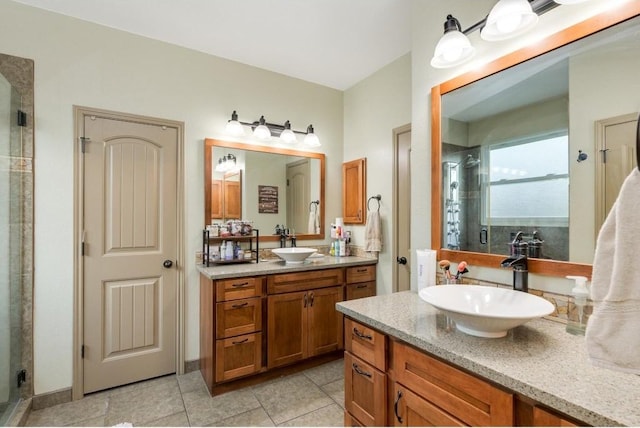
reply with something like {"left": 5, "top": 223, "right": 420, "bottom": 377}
{"left": 26, "top": 359, "right": 345, "bottom": 427}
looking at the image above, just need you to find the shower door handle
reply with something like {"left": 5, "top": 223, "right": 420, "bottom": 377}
{"left": 480, "top": 228, "right": 488, "bottom": 245}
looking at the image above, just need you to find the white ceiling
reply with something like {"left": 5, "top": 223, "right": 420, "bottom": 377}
{"left": 12, "top": 0, "right": 413, "bottom": 90}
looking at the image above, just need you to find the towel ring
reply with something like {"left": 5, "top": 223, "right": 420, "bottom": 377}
{"left": 309, "top": 200, "right": 319, "bottom": 212}
{"left": 367, "top": 194, "right": 381, "bottom": 212}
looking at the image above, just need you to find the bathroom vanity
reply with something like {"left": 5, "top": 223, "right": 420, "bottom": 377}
{"left": 337, "top": 291, "right": 640, "bottom": 427}
{"left": 197, "top": 256, "right": 376, "bottom": 395}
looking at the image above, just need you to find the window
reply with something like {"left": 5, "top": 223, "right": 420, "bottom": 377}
{"left": 484, "top": 134, "right": 568, "bottom": 226}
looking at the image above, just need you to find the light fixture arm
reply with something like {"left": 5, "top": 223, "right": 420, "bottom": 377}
{"left": 461, "top": 0, "right": 559, "bottom": 35}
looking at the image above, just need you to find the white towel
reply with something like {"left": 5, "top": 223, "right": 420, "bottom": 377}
{"left": 308, "top": 210, "right": 317, "bottom": 234}
{"left": 314, "top": 207, "right": 320, "bottom": 234}
{"left": 586, "top": 168, "right": 640, "bottom": 374}
{"left": 364, "top": 210, "right": 382, "bottom": 252}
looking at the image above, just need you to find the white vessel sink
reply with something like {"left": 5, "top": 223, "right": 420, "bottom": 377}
{"left": 419, "top": 285, "right": 554, "bottom": 338}
{"left": 271, "top": 247, "right": 317, "bottom": 264}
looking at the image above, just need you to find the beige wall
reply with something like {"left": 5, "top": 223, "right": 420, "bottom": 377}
{"left": 343, "top": 53, "right": 412, "bottom": 296}
{"left": 0, "top": 1, "right": 343, "bottom": 395}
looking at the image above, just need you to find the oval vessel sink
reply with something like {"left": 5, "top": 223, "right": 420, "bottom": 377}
{"left": 419, "top": 285, "right": 554, "bottom": 338}
{"left": 271, "top": 247, "right": 317, "bottom": 264}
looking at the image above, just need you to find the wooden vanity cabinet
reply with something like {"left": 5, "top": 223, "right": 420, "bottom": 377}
{"left": 391, "top": 340, "right": 513, "bottom": 426}
{"left": 346, "top": 265, "right": 376, "bottom": 300}
{"left": 200, "top": 274, "right": 265, "bottom": 393}
{"left": 344, "top": 318, "right": 387, "bottom": 426}
{"left": 267, "top": 269, "right": 344, "bottom": 369}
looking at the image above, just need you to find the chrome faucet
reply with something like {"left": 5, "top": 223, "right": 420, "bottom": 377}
{"left": 500, "top": 255, "right": 528, "bottom": 292}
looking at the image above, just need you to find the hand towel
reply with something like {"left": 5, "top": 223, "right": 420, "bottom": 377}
{"left": 364, "top": 210, "right": 382, "bottom": 252}
{"left": 314, "top": 207, "right": 320, "bottom": 234}
{"left": 586, "top": 168, "right": 640, "bottom": 374}
{"left": 308, "top": 210, "right": 317, "bottom": 234}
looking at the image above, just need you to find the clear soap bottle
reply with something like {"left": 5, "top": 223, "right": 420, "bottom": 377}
{"left": 566, "top": 275, "right": 591, "bottom": 335}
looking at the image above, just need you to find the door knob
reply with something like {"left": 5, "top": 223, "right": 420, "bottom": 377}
{"left": 396, "top": 256, "right": 407, "bottom": 265}
{"left": 163, "top": 260, "right": 174, "bottom": 268}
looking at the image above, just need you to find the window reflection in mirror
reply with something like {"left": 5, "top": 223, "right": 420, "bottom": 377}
{"left": 205, "top": 138, "right": 325, "bottom": 243}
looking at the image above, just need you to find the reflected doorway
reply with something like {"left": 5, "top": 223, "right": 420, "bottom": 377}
{"left": 393, "top": 125, "right": 411, "bottom": 292}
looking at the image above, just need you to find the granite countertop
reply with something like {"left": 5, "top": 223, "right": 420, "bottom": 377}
{"left": 196, "top": 255, "right": 377, "bottom": 279}
{"left": 337, "top": 291, "right": 640, "bottom": 427}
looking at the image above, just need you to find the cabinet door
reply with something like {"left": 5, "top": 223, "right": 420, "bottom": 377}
{"left": 343, "top": 158, "right": 366, "bottom": 224}
{"left": 216, "top": 297, "right": 262, "bottom": 339}
{"left": 215, "top": 332, "right": 262, "bottom": 382}
{"left": 392, "top": 383, "right": 465, "bottom": 427}
{"left": 224, "top": 179, "right": 241, "bottom": 219}
{"left": 308, "top": 286, "right": 344, "bottom": 356}
{"left": 267, "top": 291, "right": 307, "bottom": 368}
{"left": 211, "top": 180, "right": 223, "bottom": 219}
{"left": 345, "top": 352, "right": 386, "bottom": 426}
{"left": 533, "top": 406, "right": 579, "bottom": 427}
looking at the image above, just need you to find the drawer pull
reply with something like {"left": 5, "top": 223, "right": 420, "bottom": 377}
{"left": 356, "top": 284, "right": 368, "bottom": 289}
{"left": 353, "top": 327, "right": 373, "bottom": 341}
{"left": 356, "top": 268, "right": 368, "bottom": 273}
{"left": 394, "top": 390, "right": 403, "bottom": 423}
{"left": 352, "top": 363, "right": 372, "bottom": 378}
{"left": 231, "top": 281, "right": 249, "bottom": 288}
{"left": 232, "top": 338, "right": 249, "bottom": 345}
{"left": 231, "top": 302, "right": 248, "bottom": 309}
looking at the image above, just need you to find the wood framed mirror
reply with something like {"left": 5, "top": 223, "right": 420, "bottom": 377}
{"left": 205, "top": 138, "right": 325, "bottom": 243}
{"left": 431, "top": 5, "right": 640, "bottom": 278}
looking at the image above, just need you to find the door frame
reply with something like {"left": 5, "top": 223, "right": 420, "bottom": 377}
{"left": 72, "top": 106, "right": 185, "bottom": 399}
{"left": 392, "top": 124, "right": 411, "bottom": 293}
{"left": 594, "top": 112, "right": 638, "bottom": 237}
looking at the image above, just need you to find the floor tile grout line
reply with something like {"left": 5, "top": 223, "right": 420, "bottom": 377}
{"left": 274, "top": 402, "right": 342, "bottom": 427}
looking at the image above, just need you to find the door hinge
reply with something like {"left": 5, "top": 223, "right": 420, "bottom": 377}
{"left": 600, "top": 148, "right": 609, "bottom": 163}
{"left": 80, "top": 136, "right": 90, "bottom": 153}
{"left": 81, "top": 230, "right": 86, "bottom": 256}
{"left": 17, "top": 369, "right": 26, "bottom": 388}
{"left": 81, "top": 345, "right": 85, "bottom": 359}
{"left": 17, "top": 110, "right": 27, "bottom": 127}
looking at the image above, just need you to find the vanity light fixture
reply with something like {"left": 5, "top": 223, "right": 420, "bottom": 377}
{"left": 224, "top": 110, "right": 321, "bottom": 146}
{"left": 431, "top": 0, "right": 584, "bottom": 68}
{"left": 481, "top": 0, "right": 539, "bottom": 41}
{"left": 431, "top": 15, "right": 475, "bottom": 69}
{"left": 215, "top": 153, "right": 236, "bottom": 172}
{"left": 280, "top": 120, "right": 297, "bottom": 144}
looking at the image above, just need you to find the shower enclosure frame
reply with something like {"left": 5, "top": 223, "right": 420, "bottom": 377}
{"left": 0, "top": 52, "right": 34, "bottom": 424}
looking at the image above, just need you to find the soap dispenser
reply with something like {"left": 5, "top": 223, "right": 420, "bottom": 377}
{"left": 566, "top": 275, "right": 591, "bottom": 335}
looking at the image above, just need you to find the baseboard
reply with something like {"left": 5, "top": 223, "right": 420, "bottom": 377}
{"left": 31, "top": 388, "right": 72, "bottom": 411}
{"left": 7, "top": 398, "right": 31, "bottom": 427}
{"left": 184, "top": 359, "right": 200, "bottom": 373}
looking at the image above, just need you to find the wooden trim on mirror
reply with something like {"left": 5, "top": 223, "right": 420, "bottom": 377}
{"left": 205, "top": 138, "right": 325, "bottom": 243}
{"left": 431, "top": 5, "right": 640, "bottom": 279}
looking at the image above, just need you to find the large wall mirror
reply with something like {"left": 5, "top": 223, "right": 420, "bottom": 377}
{"left": 431, "top": 6, "right": 640, "bottom": 278}
{"left": 205, "top": 138, "right": 325, "bottom": 243}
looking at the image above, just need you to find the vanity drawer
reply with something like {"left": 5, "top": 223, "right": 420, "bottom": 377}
{"left": 346, "top": 265, "right": 376, "bottom": 284}
{"left": 267, "top": 268, "right": 344, "bottom": 294}
{"left": 216, "top": 297, "right": 262, "bottom": 339}
{"left": 345, "top": 318, "right": 386, "bottom": 371}
{"left": 346, "top": 281, "right": 376, "bottom": 300}
{"left": 345, "top": 351, "right": 387, "bottom": 427}
{"left": 391, "top": 340, "right": 513, "bottom": 427}
{"left": 215, "top": 276, "right": 264, "bottom": 302}
{"left": 215, "top": 332, "right": 262, "bottom": 382}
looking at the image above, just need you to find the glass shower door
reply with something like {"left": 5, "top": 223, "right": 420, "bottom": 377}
{"left": 0, "top": 70, "right": 24, "bottom": 426}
